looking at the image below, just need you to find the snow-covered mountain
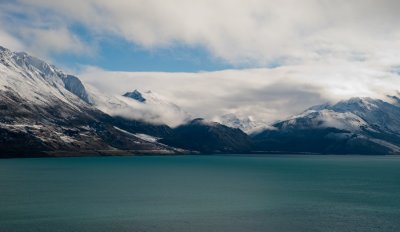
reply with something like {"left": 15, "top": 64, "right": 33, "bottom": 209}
{"left": 3, "top": 45, "right": 400, "bottom": 156}
{"left": 279, "top": 97, "right": 400, "bottom": 134}
{"left": 253, "top": 97, "right": 400, "bottom": 155}
{"left": 216, "top": 113, "right": 272, "bottom": 134}
{"left": 0, "top": 46, "right": 92, "bottom": 107}
{"left": 0, "top": 45, "right": 185, "bottom": 156}
{"left": 0, "top": 45, "right": 250, "bottom": 156}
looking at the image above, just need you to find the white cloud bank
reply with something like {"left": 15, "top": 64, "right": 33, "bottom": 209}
{"left": 2, "top": 0, "right": 400, "bottom": 66}
{"left": 80, "top": 63, "right": 400, "bottom": 123}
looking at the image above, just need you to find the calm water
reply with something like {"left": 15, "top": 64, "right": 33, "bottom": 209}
{"left": 0, "top": 155, "right": 400, "bottom": 232}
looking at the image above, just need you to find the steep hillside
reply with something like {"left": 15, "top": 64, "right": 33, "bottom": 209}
{"left": 0, "top": 46, "right": 183, "bottom": 157}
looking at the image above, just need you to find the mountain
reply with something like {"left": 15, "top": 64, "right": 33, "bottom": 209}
{"left": 3, "top": 45, "right": 400, "bottom": 156}
{"left": 161, "top": 118, "right": 252, "bottom": 153}
{"left": 123, "top": 89, "right": 146, "bottom": 102}
{"left": 252, "top": 97, "right": 400, "bottom": 155}
{"left": 0, "top": 45, "right": 252, "bottom": 157}
{"left": 63, "top": 74, "right": 94, "bottom": 104}
{"left": 216, "top": 113, "right": 271, "bottom": 134}
{"left": 0, "top": 46, "right": 185, "bottom": 157}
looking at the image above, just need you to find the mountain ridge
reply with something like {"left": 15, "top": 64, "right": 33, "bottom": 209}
{"left": 0, "top": 46, "right": 188, "bottom": 157}
{"left": 252, "top": 97, "right": 400, "bottom": 155}
{"left": 2, "top": 45, "right": 400, "bottom": 156}
{"left": 0, "top": 46, "right": 250, "bottom": 157}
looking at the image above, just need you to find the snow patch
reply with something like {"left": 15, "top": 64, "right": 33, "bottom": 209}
{"left": 134, "top": 133, "right": 160, "bottom": 143}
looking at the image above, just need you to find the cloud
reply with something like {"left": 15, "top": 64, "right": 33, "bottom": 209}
{"left": 20, "top": 28, "right": 92, "bottom": 57}
{"left": 79, "top": 63, "right": 400, "bottom": 123}
{"left": 87, "top": 86, "right": 191, "bottom": 127}
{"left": 0, "top": 29, "right": 23, "bottom": 51}
{"left": 0, "top": 1, "right": 93, "bottom": 57}
{"left": 2, "top": 0, "right": 400, "bottom": 66}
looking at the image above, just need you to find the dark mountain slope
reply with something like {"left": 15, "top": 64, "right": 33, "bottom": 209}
{"left": 161, "top": 118, "right": 252, "bottom": 153}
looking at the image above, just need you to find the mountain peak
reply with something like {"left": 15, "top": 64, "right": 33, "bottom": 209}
{"left": 217, "top": 113, "right": 271, "bottom": 134}
{"left": 0, "top": 45, "right": 10, "bottom": 53}
{"left": 191, "top": 118, "right": 206, "bottom": 123}
{"left": 0, "top": 45, "right": 93, "bottom": 105}
{"left": 123, "top": 89, "right": 146, "bottom": 103}
{"left": 0, "top": 45, "right": 13, "bottom": 60}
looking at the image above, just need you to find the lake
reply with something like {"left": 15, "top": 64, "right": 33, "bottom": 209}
{"left": 0, "top": 155, "right": 399, "bottom": 232}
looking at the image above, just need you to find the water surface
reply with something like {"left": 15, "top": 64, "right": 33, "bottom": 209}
{"left": 0, "top": 155, "right": 399, "bottom": 232}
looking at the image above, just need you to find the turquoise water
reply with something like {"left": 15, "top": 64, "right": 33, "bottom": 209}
{"left": 0, "top": 155, "right": 400, "bottom": 232}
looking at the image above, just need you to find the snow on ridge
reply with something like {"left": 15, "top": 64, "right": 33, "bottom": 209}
{"left": 134, "top": 133, "right": 160, "bottom": 143}
{"left": 0, "top": 46, "right": 93, "bottom": 111}
{"left": 216, "top": 113, "right": 274, "bottom": 134}
{"left": 281, "top": 106, "right": 370, "bottom": 132}
{"left": 113, "top": 126, "right": 163, "bottom": 145}
{"left": 275, "top": 95, "right": 400, "bottom": 134}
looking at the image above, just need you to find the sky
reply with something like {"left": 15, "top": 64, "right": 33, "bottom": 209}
{"left": 1, "top": 0, "right": 400, "bottom": 124}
